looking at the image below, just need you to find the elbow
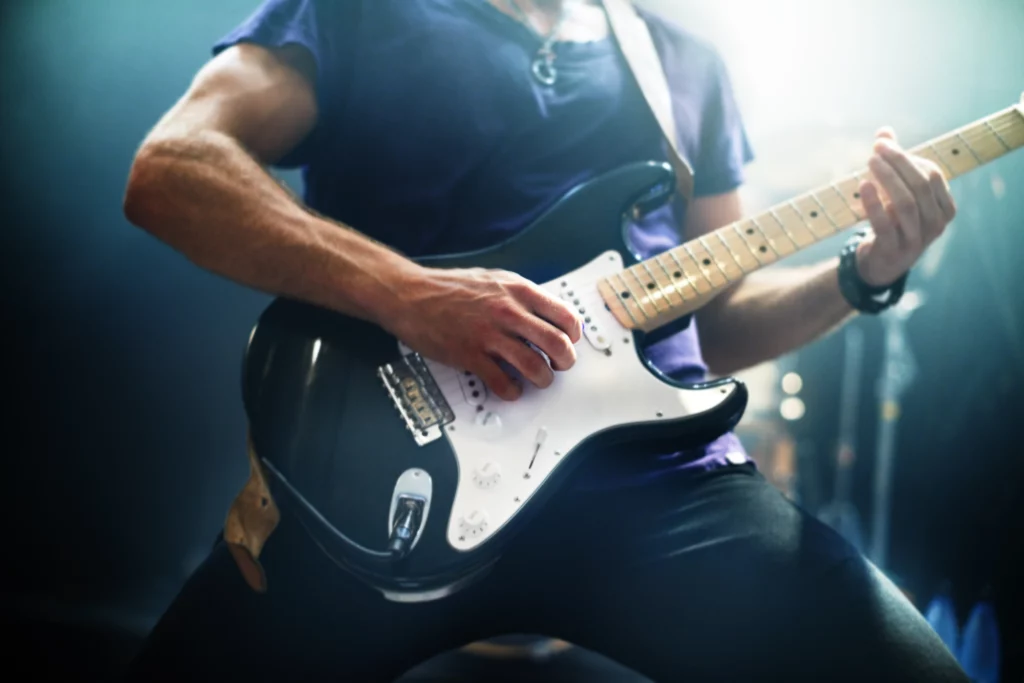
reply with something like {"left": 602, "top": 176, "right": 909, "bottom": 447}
{"left": 123, "top": 143, "right": 163, "bottom": 229}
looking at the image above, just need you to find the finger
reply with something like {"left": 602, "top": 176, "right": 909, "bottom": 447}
{"left": 868, "top": 151, "right": 921, "bottom": 250}
{"left": 876, "top": 140, "right": 942, "bottom": 241}
{"left": 471, "top": 356, "right": 522, "bottom": 402}
{"left": 928, "top": 167, "right": 957, "bottom": 225}
{"left": 492, "top": 335, "right": 555, "bottom": 390}
{"left": 519, "top": 283, "right": 582, "bottom": 344}
{"left": 876, "top": 126, "right": 897, "bottom": 142}
{"left": 859, "top": 180, "right": 897, "bottom": 243}
{"left": 511, "top": 315, "right": 577, "bottom": 371}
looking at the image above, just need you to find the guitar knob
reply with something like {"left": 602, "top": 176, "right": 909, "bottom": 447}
{"left": 474, "top": 410, "right": 502, "bottom": 437}
{"left": 458, "top": 509, "right": 490, "bottom": 538}
{"left": 472, "top": 461, "right": 502, "bottom": 489}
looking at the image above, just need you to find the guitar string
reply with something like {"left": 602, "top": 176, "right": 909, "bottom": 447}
{"left": 528, "top": 115, "right": 1024, "bottom": 315}
{"left": 407, "top": 113, "right": 1024, "bottom": 389}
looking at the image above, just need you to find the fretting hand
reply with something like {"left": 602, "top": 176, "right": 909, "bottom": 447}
{"left": 855, "top": 128, "right": 958, "bottom": 287}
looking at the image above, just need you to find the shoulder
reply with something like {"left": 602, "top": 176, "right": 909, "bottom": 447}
{"left": 634, "top": 6, "right": 727, "bottom": 80}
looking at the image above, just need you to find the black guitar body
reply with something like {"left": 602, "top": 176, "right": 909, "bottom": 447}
{"left": 242, "top": 161, "right": 747, "bottom": 600}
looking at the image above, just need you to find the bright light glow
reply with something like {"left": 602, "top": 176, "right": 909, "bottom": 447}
{"left": 781, "top": 372, "right": 803, "bottom": 394}
{"left": 780, "top": 397, "right": 806, "bottom": 421}
{"left": 311, "top": 338, "right": 322, "bottom": 365}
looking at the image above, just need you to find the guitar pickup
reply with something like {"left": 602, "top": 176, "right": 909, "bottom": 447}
{"left": 378, "top": 353, "right": 454, "bottom": 446}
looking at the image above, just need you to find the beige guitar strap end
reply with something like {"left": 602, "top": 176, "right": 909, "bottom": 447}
{"left": 223, "top": 432, "right": 280, "bottom": 593}
{"left": 601, "top": 0, "right": 695, "bottom": 202}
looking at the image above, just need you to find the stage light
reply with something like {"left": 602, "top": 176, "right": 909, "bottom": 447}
{"left": 779, "top": 397, "right": 805, "bottom": 421}
{"left": 781, "top": 372, "right": 802, "bottom": 394}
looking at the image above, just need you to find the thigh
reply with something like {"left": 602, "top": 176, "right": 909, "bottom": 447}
{"left": 126, "top": 518, "right": 487, "bottom": 683}
{"left": 508, "top": 465, "right": 969, "bottom": 682}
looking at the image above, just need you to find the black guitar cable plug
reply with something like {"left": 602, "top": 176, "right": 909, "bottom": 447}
{"left": 388, "top": 496, "right": 425, "bottom": 560}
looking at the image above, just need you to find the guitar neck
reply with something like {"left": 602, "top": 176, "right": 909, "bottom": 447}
{"left": 600, "top": 102, "right": 1024, "bottom": 333}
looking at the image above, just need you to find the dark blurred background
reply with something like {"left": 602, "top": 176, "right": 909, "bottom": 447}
{"left": 2, "top": 0, "right": 1022, "bottom": 680}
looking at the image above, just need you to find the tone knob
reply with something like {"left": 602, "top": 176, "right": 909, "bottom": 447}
{"left": 474, "top": 410, "right": 503, "bottom": 437}
{"left": 458, "top": 509, "right": 490, "bottom": 538}
{"left": 472, "top": 461, "right": 502, "bottom": 489}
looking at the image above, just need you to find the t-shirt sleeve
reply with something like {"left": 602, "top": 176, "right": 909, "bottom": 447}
{"left": 692, "top": 51, "right": 755, "bottom": 198}
{"left": 211, "top": 0, "right": 360, "bottom": 168}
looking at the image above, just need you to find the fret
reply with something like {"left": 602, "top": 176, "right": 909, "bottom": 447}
{"left": 720, "top": 227, "right": 761, "bottom": 271}
{"left": 602, "top": 276, "right": 641, "bottom": 327}
{"left": 606, "top": 103, "right": 1024, "bottom": 334}
{"left": 628, "top": 267, "right": 665, "bottom": 312}
{"left": 639, "top": 261, "right": 676, "bottom": 309}
{"left": 813, "top": 187, "right": 857, "bottom": 227}
{"left": 804, "top": 193, "right": 844, "bottom": 232}
{"left": 984, "top": 120, "right": 1012, "bottom": 152}
{"left": 747, "top": 218, "right": 785, "bottom": 258}
{"left": 681, "top": 243, "right": 720, "bottom": 289}
{"left": 830, "top": 180, "right": 864, "bottom": 222}
{"left": 732, "top": 223, "right": 775, "bottom": 266}
{"left": 961, "top": 123, "right": 1008, "bottom": 163}
{"left": 999, "top": 110, "right": 1024, "bottom": 147}
{"left": 954, "top": 132, "right": 985, "bottom": 166}
{"left": 931, "top": 137, "right": 978, "bottom": 178}
{"left": 763, "top": 208, "right": 802, "bottom": 249}
{"left": 787, "top": 199, "right": 829, "bottom": 241}
{"left": 688, "top": 240, "right": 730, "bottom": 287}
{"left": 652, "top": 253, "right": 688, "bottom": 305}
{"left": 699, "top": 235, "right": 741, "bottom": 282}
{"left": 666, "top": 249, "right": 704, "bottom": 297}
{"left": 612, "top": 272, "right": 653, "bottom": 321}
{"left": 772, "top": 205, "right": 817, "bottom": 245}
{"left": 921, "top": 143, "right": 955, "bottom": 178}
{"left": 715, "top": 230, "right": 751, "bottom": 275}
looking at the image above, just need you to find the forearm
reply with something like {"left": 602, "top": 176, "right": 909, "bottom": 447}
{"left": 124, "top": 129, "right": 417, "bottom": 324}
{"left": 697, "top": 259, "right": 854, "bottom": 375}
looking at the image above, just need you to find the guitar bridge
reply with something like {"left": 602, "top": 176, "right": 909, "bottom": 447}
{"left": 378, "top": 353, "right": 454, "bottom": 446}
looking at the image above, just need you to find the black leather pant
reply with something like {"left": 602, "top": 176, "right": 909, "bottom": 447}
{"left": 126, "top": 462, "right": 968, "bottom": 682}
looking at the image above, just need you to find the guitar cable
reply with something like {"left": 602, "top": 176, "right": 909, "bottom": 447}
{"left": 260, "top": 458, "right": 418, "bottom": 562}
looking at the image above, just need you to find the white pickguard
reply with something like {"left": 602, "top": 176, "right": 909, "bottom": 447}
{"left": 398, "top": 251, "right": 740, "bottom": 552}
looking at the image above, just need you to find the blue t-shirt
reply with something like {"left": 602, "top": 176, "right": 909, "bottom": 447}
{"left": 214, "top": 0, "right": 756, "bottom": 484}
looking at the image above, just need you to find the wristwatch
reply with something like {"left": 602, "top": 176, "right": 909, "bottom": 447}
{"left": 837, "top": 229, "right": 908, "bottom": 314}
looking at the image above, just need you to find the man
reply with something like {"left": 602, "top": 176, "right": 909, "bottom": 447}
{"left": 123, "top": 0, "right": 966, "bottom": 680}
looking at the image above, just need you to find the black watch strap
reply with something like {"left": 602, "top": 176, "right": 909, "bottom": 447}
{"left": 837, "top": 229, "right": 908, "bottom": 314}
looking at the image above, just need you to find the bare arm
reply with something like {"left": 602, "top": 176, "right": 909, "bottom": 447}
{"left": 124, "top": 43, "right": 581, "bottom": 401}
{"left": 124, "top": 43, "right": 417, "bottom": 323}
{"left": 689, "top": 191, "right": 853, "bottom": 375}
{"left": 691, "top": 129, "right": 955, "bottom": 376}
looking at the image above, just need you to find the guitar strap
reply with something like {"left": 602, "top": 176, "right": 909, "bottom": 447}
{"left": 223, "top": 0, "right": 694, "bottom": 593}
{"left": 601, "top": 0, "right": 694, "bottom": 201}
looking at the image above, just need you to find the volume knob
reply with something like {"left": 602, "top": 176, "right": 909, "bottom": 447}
{"left": 474, "top": 410, "right": 503, "bottom": 437}
{"left": 472, "top": 461, "right": 502, "bottom": 489}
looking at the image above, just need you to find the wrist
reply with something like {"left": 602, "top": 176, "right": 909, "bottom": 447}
{"left": 360, "top": 255, "right": 428, "bottom": 329}
{"left": 837, "top": 229, "right": 908, "bottom": 314}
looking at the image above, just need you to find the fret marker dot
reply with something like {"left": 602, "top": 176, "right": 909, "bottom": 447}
{"left": 702, "top": 258, "right": 711, "bottom": 266}
{"left": 853, "top": 192, "right": 860, "bottom": 199}
{"left": 746, "top": 228, "right": 755, "bottom": 235}
{"left": 810, "top": 211, "right": 818, "bottom": 218}
{"left": 759, "top": 245, "right": 767, "bottom": 253}
{"left": 621, "top": 291, "right": 630, "bottom": 299}
{"left": 952, "top": 148, "right": 960, "bottom": 155}
{"left": 673, "top": 271, "right": 681, "bottom": 278}
{"left": 646, "top": 282, "right": 656, "bottom": 290}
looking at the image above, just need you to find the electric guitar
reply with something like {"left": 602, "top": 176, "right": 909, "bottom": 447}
{"left": 241, "top": 100, "right": 1024, "bottom": 601}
